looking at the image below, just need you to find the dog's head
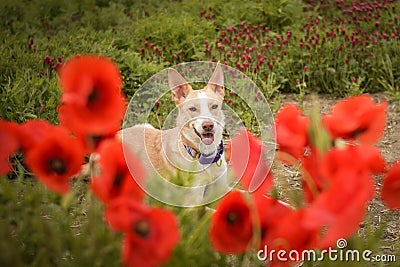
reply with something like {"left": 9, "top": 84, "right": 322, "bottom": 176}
{"left": 168, "top": 64, "right": 225, "bottom": 155}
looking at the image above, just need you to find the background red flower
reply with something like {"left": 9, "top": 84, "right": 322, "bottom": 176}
{"left": 25, "top": 126, "right": 85, "bottom": 194}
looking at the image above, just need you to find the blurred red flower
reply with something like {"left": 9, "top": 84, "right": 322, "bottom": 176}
{"left": 323, "top": 94, "right": 387, "bottom": 145}
{"left": 105, "top": 197, "right": 180, "bottom": 267}
{"left": 303, "top": 146, "right": 377, "bottom": 248}
{"left": 255, "top": 195, "right": 292, "bottom": 246}
{"left": 0, "top": 120, "right": 20, "bottom": 176}
{"left": 104, "top": 197, "right": 147, "bottom": 232}
{"left": 91, "top": 139, "right": 146, "bottom": 204}
{"left": 228, "top": 129, "right": 273, "bottom": 195}
{"left": 301, "top": 150, "right": 325, "bottom": 203}
{"left": 209, "top": 190, "right": 253, "bottom": 253}
{"left": 305, "top": 170, "right": 373, "bottom": 248}
{"left": 76, "top": 122, "right": 120, "bottom": 153}
{"left": 382, "top": 162, "right": 400, "bottom": 210}
{"left": 275, "top": 104, "right": 310, "bottom": 160}
{"left": 58, "top": 55, "right": 126, "bottom": 136}
{"left": 320, "top": 145, "right": 385, "bottom": 178}
{"left": 19, "top": 119, "right": 53, "bottom": 150}
{"left": 264, "top": 209, "right": 318, "bottom": 266}
{"left": 302, "top": 145, "right": 385, "bottom": 203}
{"left": 25, "top": 126, "right": 85, "bottom": 194}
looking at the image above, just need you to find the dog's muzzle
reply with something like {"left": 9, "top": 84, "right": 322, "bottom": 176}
{"left": 193, "top": 126, "right": 215, "bottom": 145}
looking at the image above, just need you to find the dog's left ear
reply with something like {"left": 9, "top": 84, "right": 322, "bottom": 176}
{"left": 168, "top": 68, "right": 193, "bottom": 105}
{"left": 207, "top": 63, "right": 224, "bottom": 99}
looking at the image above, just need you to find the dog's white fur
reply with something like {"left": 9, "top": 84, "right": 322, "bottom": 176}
{"left": 121, "top": 64, "right": 228, "bottom": 202}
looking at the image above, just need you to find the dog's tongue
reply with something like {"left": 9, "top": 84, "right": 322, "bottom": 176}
{"left": 201, "top": 133, "right": 214, "bottom": 145}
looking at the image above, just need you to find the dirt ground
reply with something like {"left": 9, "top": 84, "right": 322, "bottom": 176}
{"left": 275, "top": 93, "right": 400, "bottom": 255}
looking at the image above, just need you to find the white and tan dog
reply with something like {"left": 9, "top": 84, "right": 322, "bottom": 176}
{"left": 121, "top": 64, "right": 229, "bottom": 203}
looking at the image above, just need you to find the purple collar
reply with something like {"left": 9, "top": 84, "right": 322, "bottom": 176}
{"left": 184, "top": 141, "right": 224, "bottom": 165}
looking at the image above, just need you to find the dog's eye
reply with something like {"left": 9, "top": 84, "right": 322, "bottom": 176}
{"left": 211, "top": 104, "right": 218, "bottom": 109}
{"left": 189, "top": 107, "right": 197, "bottom": 112}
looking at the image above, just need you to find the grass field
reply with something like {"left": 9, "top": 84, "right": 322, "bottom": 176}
{"left": 1, "top": 0, "right": 399, "bottom": 266}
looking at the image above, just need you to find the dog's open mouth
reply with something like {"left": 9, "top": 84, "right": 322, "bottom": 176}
{"left": 194, "top": 127, "right": 214, "bottom": 145}
{"left": 200, "top": 132, "right": 214, "bottom": 145}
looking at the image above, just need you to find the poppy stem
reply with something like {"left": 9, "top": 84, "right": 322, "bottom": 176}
{"left": 302, "top": 170, "right": 320, "bottom": 201}
{"left": 188, "top": 207, "right": 213, "bottom": 245}
{"left": 61, "top": 190, "right": 74, "bottom": 210}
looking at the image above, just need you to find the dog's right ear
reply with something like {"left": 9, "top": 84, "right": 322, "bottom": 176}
{"left": 168, "top": 68, "right": 193, "bottom": 105}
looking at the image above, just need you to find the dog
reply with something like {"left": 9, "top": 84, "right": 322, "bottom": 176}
{"left": 121, "top": 63, "right": 230, "bottom": 205}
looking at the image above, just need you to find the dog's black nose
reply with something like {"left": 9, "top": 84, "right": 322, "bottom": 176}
{"left": 202, "top": 121, "right": 214, "bottom": 131}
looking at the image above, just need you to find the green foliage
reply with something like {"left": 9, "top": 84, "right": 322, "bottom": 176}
{"left": 0, "top": 177, "right": 122, "bottom": 267}
{"left": 1, "top": 0, "right": 398, "bottom": 123}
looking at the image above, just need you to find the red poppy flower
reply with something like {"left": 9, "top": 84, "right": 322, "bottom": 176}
{"left": 228, "top": 129, "right": 273, "bottom": 195}
{"left": 255, "top": 195, "right": 292, "bottom": 246}
{"left": 303, "top": 146, "right": 376, "bottom": 248}
{"left": 76, "top": 122, "right": 120, "bottom": 153}
{"left": 104, "top": 197, "right": 180, "bottom": 267}
{"left": 104, "top": 197, "right": 147, "bottom": 232}
{"left": 25, "top": 126, "right": 85, "bottom": 194}
{"left": 209, "top": 190, "right": 254, "bottom": 253}
{"left": 305, "top": 170, "right": 373, "bottom": 248}
{"left": 381, "top": 162, "right": 400, "bottom": 210}
{"left": 19, "top": 119, "right": 53, "bottom": 150}
{"left": 302, "top": 145, "right": 384, "bottom": 203}
{"left": 301, "top": 150, "right": 325, "bottom": 203}
{"left": 264, "top": 209, "right": 318, "bottom": 266}
{"left": 355, "top": 145, "right": 386, "bottom": 174}
{"left": 0, "top": 120, "right": 20, "bottom": 176}
{"left": 90, "top": 139, "right": 146, "bottom": 204}
{"left": 275, "top": 104, "right": 310, "bottom": 160}
{"left": 323, "top": 94, "right": 387, "bottom": 145}
{"left": 58, "top": 55, "right": 126, "bottom": 136}
{"left": 320, "top": 145, "right": 385, "bottom": 179}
